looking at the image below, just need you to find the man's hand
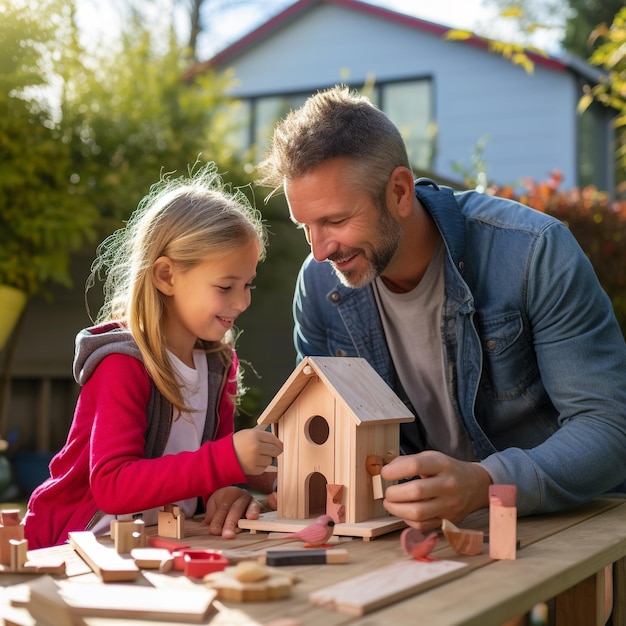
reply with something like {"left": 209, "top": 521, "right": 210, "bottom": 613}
{"left": 203, "top": 486, "right": 260, "bottom": 539}
{"left": 380, "top": 451, "right": 493, "bottom": 531}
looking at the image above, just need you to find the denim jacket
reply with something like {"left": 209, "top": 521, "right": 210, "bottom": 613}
{"left": 293, "top": 179, "right": 626, "bottom": 516}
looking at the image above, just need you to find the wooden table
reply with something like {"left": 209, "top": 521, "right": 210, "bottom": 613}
{"left": 1, "top": 497, "right": 625, "bottom": 626}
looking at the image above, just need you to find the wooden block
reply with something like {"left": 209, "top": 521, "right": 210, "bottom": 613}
{"left": 9, "top": 540, "right": 28, "bottom": 571}
{"left": 309, "top": 558, "right": 468, "bottom": 616}
{"left": 111, "top": 518, "right": 147, "bottom": 554}
{"left": 24, "top": 575, "right": 216, "bottom": 623}
{"left": 0, "top": 510, "right": 24, "bottom": 566}
{"left": 130, "top": 547, "right": 174, "bottom": 571}
{"left": 147, "top": 535, "right": 191, "bottom": 553}
{"left": 326, "top": 484, "right": 345, "bottom": 523}
{"left": 183, "top": 550, "right": 229, "bottom": 579}
{"left": 371, "top": 475, "right": 384, "bottom": 500}
{"left": 489, "top": 484, "right": 517, "bottom": 560}
{"left": 158, "top": 504, "right": 185, "bottom": 539}
{"left": 0, "top": 538, "right": 65, "bottom": 576}
{"left": 441, "top": 519, "right": 484, "bottom": 556}
{"left": 68, "top": 531, "right": 140, "bottom": 582}
{"left": 264, "top": 548, "right": 349, "bottom": 566}
{"left": 204, "top": 565, "right": 294, "bottom": 602}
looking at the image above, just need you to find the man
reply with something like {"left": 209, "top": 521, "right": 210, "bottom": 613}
{"left": 258, "top": 85, "right": 626, "bottom": 531}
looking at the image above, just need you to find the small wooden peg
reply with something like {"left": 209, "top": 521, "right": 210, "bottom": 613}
{"left": 366, "top": 455, "right": 384, "bottom": 500}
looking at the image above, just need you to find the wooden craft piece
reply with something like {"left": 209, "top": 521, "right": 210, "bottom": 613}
{"left": 326, "top": 484, "right": 345, "bottom": 523}
{"left": 0, "top": 509, "right": 24, "bottom": 566}
{"left": 264, "top": 548, "right": 348, "bottom": 566}
{"left": 9, "top": 539, "right": 28, "bottom": 571}
{"left": 366, "top": 455, "right": 384, "bottom": 500}
{"left": 130, "top": 547, "right": 174, "bottom": 572}
{"left": 442, "top": 518, "right": 484, "bottom": 556}
{"left": 183, "top": 550, "right": 229, "bottom": 579}
{"left": 400, "top": 528, "right": 438, "bottom": 562}
{"left": 489, "top": 484, "right": 517, "bottom": 560}
{"left": 283, "top": 514, "right": 335, "bottom": 547}
{"left": 204, "top": 563, "right": 295, "bottom": 602}
{"left": 110, "top": 518, "right": 147, "bottom": 554}
{"left": 309, "top": 558, "right": 468, "bottom": 616}
{"left": 68, "top": 531, "right": 140, "bottom": 582}
{"left": 239, "top": 511, "right": 406, "bottom": 541}
{"left": 158, "top": 504, "right": 185, "bottom": 539}
{"left": 0, "top": 536, "right": 66, "bottom": 576}
{"left": 147, "top": 535, "right": 191, "bottom": 552}
{"left": 22, "top": 574, "right": 216, "bottom": 623}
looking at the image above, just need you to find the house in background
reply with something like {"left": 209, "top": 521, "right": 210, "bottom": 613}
{"left": 194, "top": 0, "right": 615, "bottom": 192}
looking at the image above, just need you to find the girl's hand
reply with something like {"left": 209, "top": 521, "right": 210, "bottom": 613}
{"left": 203, "top": 486, "right": 260, "bottom": 538}
{"left": 232, "top": 428, "right": 283, "bottom": 475}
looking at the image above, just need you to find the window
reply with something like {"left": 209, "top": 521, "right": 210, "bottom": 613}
{"left": 578, "top": 101, "right": 614, "bottom": 192}
{"left": 238, "top": 79, "right": 434, "bottom": 171}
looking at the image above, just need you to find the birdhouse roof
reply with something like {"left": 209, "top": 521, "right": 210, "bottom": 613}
{"left": 257, "top": 356, "right": 414, "bottom": 426}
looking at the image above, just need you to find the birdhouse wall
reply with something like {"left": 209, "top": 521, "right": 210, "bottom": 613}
{"left": 276, "top": 377, "right": 336, "bottom": 519}
{"left": 348, "top": 419, "right": 401, "bottom": 523}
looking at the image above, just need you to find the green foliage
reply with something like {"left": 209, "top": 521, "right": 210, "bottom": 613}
{"left": 0, "top": 0, "right": 249, "bottom": 300}
{"left": 57, "top": 10, "right": 245, "bottom": 223}
{"left": 562, "top": 0, "right": 623, "bottom": 57}
{"left": 0, "top": 1, "right": 99, "bottom": 296}
{"left": 579, "top": 8, "right": 626, "bottom": 194}
{"left": 444, "top": 27, "right": 546, "bottom": 74}
{"left": 489, "top": 171, "right": 626, "bottom": 335}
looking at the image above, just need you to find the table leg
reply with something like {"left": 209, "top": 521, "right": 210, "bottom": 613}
{"left": 555, "top": 568, "right": 606, "bottom": 626}
{"left": 613, "top": 556, "right": 625, "bottom": 626}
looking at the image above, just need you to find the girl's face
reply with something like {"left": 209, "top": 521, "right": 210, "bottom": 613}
{"left": 155, "top": 240, "right": 259, "bottom": 364}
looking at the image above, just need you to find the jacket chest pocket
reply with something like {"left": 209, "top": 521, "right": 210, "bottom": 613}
{"left": 476, "top": 312, "right": 538, "bottom": 400}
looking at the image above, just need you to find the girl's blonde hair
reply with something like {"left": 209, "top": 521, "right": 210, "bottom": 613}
{"left": 87, "top": 161, "right": 267, "bottom": 412}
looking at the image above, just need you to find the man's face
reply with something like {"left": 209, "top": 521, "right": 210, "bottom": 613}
{"left": 286, "top": 159, "right": 401, "bottom": 289}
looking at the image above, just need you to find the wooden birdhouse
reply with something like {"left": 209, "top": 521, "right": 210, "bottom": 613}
{"left": 240, "top": 357, "right": 414, "bottom": 538}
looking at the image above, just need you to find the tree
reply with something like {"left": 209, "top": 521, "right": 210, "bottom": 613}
{"left": 486, "top": 0, "right": 623, "bottom": 57}
{"left": 562, "top": 0, "right": 623, "bottom": 57}
{"left": 578, "top": 7, "right": 626, "bottom": 194}
{"left": 57, "top": 4, "right": 247, "bottom": 225}
{"left": 0, "top": 0, "right": 98, "bottom": 296}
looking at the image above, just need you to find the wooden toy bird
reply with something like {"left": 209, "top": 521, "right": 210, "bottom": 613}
{"left": 400, "top": 527, "right": 439, "bottom": 562}
{"left": 284, "top": 515, "right": 335, "bottom": 548}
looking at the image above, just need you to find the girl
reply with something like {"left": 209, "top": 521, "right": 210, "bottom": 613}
{"left": 24, "top": 162, "right": 283, "bottom": 548}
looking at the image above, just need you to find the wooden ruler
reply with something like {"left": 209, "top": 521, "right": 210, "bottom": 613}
{"left": 309, "top": 558, "right": 468, "bottom": 616}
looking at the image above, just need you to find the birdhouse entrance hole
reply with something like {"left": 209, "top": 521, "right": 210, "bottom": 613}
{"left": 307, "top": 471, "right": 328, "bottom": 517}
{"left": 305, "top": 415, "right": 329, "bottom": 445}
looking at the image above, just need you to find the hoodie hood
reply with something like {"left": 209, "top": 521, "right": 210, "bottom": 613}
{"left": 73, "top": 322, "right": 142, "bottom": 386}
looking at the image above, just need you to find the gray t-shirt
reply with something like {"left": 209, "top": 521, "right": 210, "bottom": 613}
{"left": 374, "top": 241, "right": 476, "bottom": 461}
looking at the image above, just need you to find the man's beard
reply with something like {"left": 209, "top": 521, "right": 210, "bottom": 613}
{"left": 330, "top": 209, "right": 401, "bottom": 289}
